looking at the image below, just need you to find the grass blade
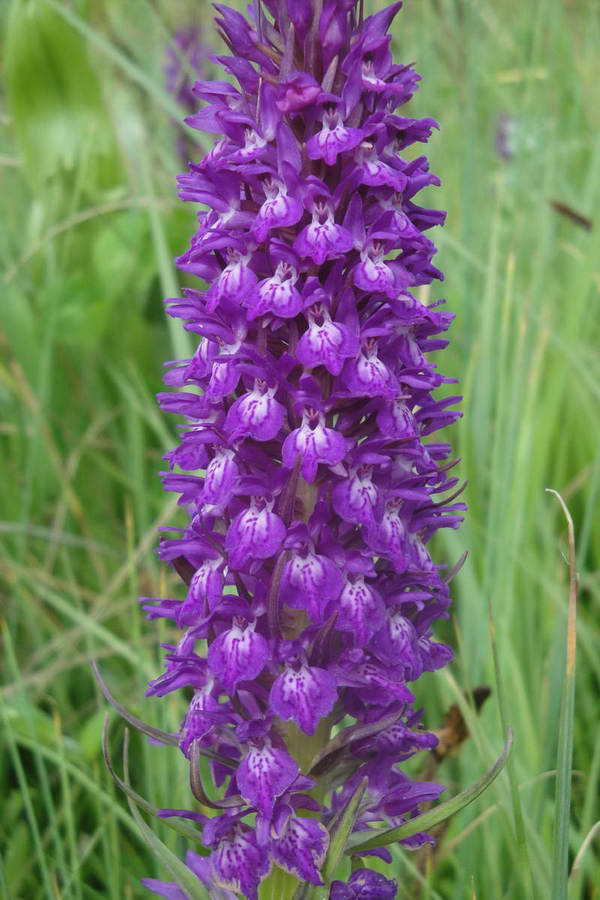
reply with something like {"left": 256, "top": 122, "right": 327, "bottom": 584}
{"left": 546, "top": 490, "right": 578, "bottom": 900}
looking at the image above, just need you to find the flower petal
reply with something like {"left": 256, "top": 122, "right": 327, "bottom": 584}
{"left": 225, "top": 501, "right": 286, "bottom": 569}
{"left": 209, "top": 823, "right": 270, "bottom": 900}
{"left": 270, "top": 665, "right": 337, "bottom": 734}
{"left": 329, "top": 868, "right": 398, "bottom": 900}
{"left": 236, "top": 742, "right": 299, "bottom": 816}
{"left": 270, "top": 815, "right": 329, "bottom": 884}
{"left": 208, "top": 623, "right": 269, "bottom": 692}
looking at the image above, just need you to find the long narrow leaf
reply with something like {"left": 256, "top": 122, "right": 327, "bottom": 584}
{"left": 91, "top": 661, "right": 178, "bottom": 746}
{"left": 323, "top": 777, "right": 369, "bottom": 880}
{"left": 101, "top": 715, "right": 208, "bottom": 848}
{"left": 122, "top": 730, "right": 210, "bottom": 900}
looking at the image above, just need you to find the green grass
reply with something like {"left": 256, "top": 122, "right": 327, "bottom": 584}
{"left": 1, "top": 0, "right": 599, "bottom": 897}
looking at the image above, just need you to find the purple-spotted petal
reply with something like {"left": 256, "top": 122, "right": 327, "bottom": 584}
{"left": 225, "top": 499, "right": 286, "bottom": 568}
{"left": 224, "top": 381, "right": 285, "bottom": 441}
{"left": 201, "top": 449, "right": 238, "bottom": 513}
{"left": 178, "top": 557, "right": 224, "bottom": 624}
{"left": 343, "top": 342, "right": 398, "bottom": 399}
{"left": 365, "top": 501, "right": 409, "bottom": 569}
{"left": 306, "top": 109, "right": 364, "bottom": 165}
{"left": 280, "top": 550, "right": 343, "bottom": 617}
{"left": 186, "top": 851, "right": 239, "bottom": 900}
{"left": 294, "top": 204, "right": 354, "bottom": 265}
{"left": 208, "top": 823, "right": 270, "bottom": 900}
{"left": 282, "top": 411, "right": 351, "bottom": 482}
{"left": 179, "top": 682, "right": 223, "bottom": 753}
{"left": 207, "top": 248, "right": 257, "bottom": 309}
{"left": 270, "top": 664, "right": 337, "bottom": 734}
{"left": 249, "top": 262, "right": 303, "bottom": 319}
{"left": 371, "top": 613, "right": 421, "bottom": 678}
{"left": 208, "top": 622, "right": 269, "bottom": 692}
{"left": 337, "top": 576, "right": 385, "bottom": 645}
{"left": 296, "top": 308, "right": 358, "bottom": 376}
{"left": 253, "top": 178, "right": 303, "bottom": 242}
{"left": 332, "top": 467, "right": 380, "bottom": 525}
{"left": 236, "top": 741, "right": 299, "bottom": 816}
{"left": 270, "top": 815, "right": 329, "bottom": 884}
{"left": 353, "top": 244, "right": 397, "bottom": 297}
{"left": 377, "top": 397, "right": 419, "bottom": 439}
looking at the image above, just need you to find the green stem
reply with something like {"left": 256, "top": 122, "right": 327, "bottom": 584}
{"left": 258, "top": 864, "right": 301, "bottom": 900}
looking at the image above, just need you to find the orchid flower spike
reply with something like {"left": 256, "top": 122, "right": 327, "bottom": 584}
{"left": 143, "top": 2, "right": 464, "bottom": 898}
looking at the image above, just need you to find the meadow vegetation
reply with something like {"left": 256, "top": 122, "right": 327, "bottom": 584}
{"left": 1, "top": 0, "right": 599, "bottom": 896}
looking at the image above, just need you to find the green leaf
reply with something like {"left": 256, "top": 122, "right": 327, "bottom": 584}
{"left": 122, "top": 730, "right": 211, "bottom": 900}
{"left": 101, "top": 715, "right": 209, "bottom": 851}
{"left": 347, "top": 731, "right": 513, "bottom": 854}
{"left": 92, "top": 660, "right": 238, "bottom": 767}
{"left": 323, "top": 777, "right": 369, "bottom": 880}
{"left": 91, "top": 661, "right": 179, "bottom": 747}
{"left": 293, "top": 778, "right": 368, "bottom": 900}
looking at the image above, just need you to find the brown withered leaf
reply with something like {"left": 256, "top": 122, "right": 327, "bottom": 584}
{"left": 550, "top": 200, "right": 593, "bottom": 231}
{"left": 432, "top": 685, "right": 492, "bottom": 764}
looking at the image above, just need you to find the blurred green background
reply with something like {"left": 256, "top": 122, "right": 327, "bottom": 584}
{"left": 1, "top": 0, "right": 599, "bottom": 897}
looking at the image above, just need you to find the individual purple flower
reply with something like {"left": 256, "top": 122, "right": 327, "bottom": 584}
{"left": 248, "top": 259, "right": 304, "bottom": 319}
{"left": 270, "top": 813, "right": 329, "bottom": 883}
{"left": 208, "top": 619, "right": 269, "bottom": 692}
{"left": 279, "top": 545, "right": 344, "bottom": 620}
{"left": 329, "top": 868, "right": 398, "bottom": 899}
{"left": 296, "top": 301, "right": 359, "bottom": 375}
{"left": 236, "top": 739, "right": 299, "bottom": 816}
{"left": 141, "top": 1, "right": 464, "bottom": 897}
{"left": 307, "top": 105, "right": 365, "bottom": 165}
{"left": 332, "top": 463, "right": 381, "bottom": 525}
{"left": 270, "top": 663, "right": 337, "bottom": 734}
{"left": 200, "top": 447, "right": 238, "bottom": 514}
{"left": 225, "top": 497, "right": 286, "bottom": 569}
{"left": 294, "top": 197, "right": 354, "bottom": 264}
{"left": 282, "top": 407, "right": 351, "bottom": 482}
{"left": 224, "top": 378, "right": 285, "bottom": 441}
{"left": 204, "top": 816, "right": 270, "bottom": 900}
{"left": 337, "top": 574, "right": 386, "bottom": 645}
{"left": 342, "top": 338, "right": 398, "bottom": 398}
{"left": 253, "top": 175, "right": 304, "bottom": 242}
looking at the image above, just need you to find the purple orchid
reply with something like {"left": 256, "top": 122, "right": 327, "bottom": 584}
{"left": 330, "top": 869, "right": 398, "bottom": 899}
{"left": 143, "top": 1, "right": 464, "bottom": 897}
{"left": 165, "top": 27, "right": 211, "bottom": 162}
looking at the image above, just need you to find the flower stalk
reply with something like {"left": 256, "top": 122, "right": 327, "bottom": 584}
{"left": 141, "top": 1, "right": 464, "bottom": 897}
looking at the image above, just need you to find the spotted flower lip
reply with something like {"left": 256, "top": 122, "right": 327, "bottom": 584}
{"left": 143, "top": 1, "right": 463, "bottom": 897}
